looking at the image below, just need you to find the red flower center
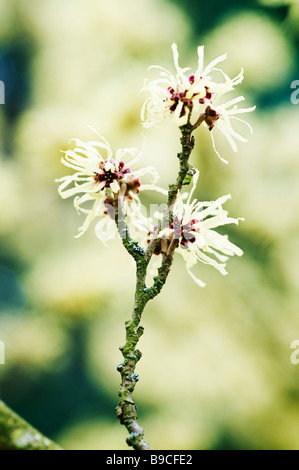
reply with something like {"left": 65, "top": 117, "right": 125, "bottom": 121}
{"left": 170, "top": 216, "right": 200, "bottom": 247}
{"left": 94, "top": 159, "right": 131, "bottom": 188}
{"left": 166, "top": 82, "right": 213, "bottom": 119}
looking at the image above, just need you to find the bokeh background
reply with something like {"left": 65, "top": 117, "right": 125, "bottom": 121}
{"left": 0, "top": 0, "right": 299, "bottom": 450}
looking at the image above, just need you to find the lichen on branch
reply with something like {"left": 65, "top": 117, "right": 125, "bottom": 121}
{"left": 114, "top": 123, "right": 196, "bottom": 450}
{"left": 0, "top": 400, "right": 62, "bottom": 451}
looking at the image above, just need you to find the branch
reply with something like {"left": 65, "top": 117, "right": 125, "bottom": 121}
{"left": 116, "top": 261, "right": 150, "bottom": 450}
{"left": 146, "top": 123, "right": 196, "bottom": 259}
{"left": 114, "top": 187, "right": 146, "bottom": 263}
{"left": 115, "top": 124, "right": 197, "bottom": 450}
{"left": 149, "top": 252, "right": 176, "bottom": 301}
{"left": 167, "top": 123, "right": 196, "bottom": 208}
{"left": 0, "top": 400, "right": 62, "bottom": 450}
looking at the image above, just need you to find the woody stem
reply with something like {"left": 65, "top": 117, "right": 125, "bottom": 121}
{"left": 115, "top": 124, "right": 196, "bottom": 450}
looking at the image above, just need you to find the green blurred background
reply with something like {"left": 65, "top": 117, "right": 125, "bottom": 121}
{"left": 0, "top": 0, "right": 299, "bottom": 450}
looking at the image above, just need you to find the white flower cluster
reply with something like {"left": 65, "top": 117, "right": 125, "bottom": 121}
{"left": 57, "top": 44, "right": 255, "bottom": 286}
{"left": 56, "top": 127, "right": 160, "bottom": 240}
{"left": 141, "top": 43, "right": 255, "bottom": 163}
{"left": 150, "top": 172, "right": 243, "bottom": 287}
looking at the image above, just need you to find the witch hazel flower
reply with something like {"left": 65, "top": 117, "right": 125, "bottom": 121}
{"left": 56, "top": 128, "right": 160, "bottom": 239}
{"left": 141, "top": 42, "right": 221, "bottom": 128}
{"left": 203, "top": 95, "right": 256, "bottom": 164}
{"left": 141, "top": 43, "right": 255, "bottom": 162}
{"left": 149, "top": 173, "right": 243, "bottom": 287}
{"left": 175, "top": 195, "right": 243, "bottom": 287}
